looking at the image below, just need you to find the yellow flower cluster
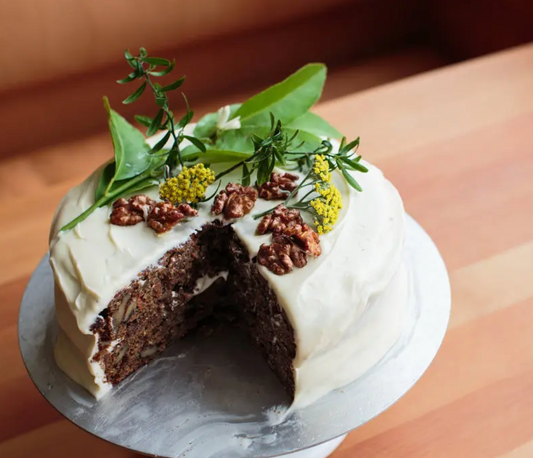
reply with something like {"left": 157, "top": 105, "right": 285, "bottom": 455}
{"left": 159, "top": 163, "right": 215, "bottom": 204}
{"left": 312, "top": 154, "right": 331, "bottom": 182}
{"left": 310, "top": 182, "right": 343, "bottom": 234}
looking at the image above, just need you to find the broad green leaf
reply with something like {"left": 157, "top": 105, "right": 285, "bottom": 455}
{"left": 216, "top": 126, "right": 270, "bottom": 153}
{"left": 181, "top": 146, "right": 251, "bottom": 164}
{"left": 95, "top": 162, "right": 116, "bottom": 201}
{"left": 287, "top": 112, "right": 342, "bottom": 138}
{"left": 124, "top": 178, "right": 159, "bottom": 195}
{"left": 290, "top": 129, "right": 323, "bottom": 151}
{"left": 234, "top": 63, "right": 326, "bottom": 126}
{"left": 214, "top": 126, "right": 321, "bottom": 155}
{"left": 96, "top": 171, "right": 159, "bottom": 203}
{"left": 194, "top": 104, "right": 241, "bottom": 139}
{"left": 103, "top": 97, "right": 152, "bottom": 182}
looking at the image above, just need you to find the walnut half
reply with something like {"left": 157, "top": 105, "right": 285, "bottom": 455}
{"left": 256, "top": 204, "right": 303, "bottom": 235}
{"left": 257, "top": 241, "right": 294, "bottom": 275}
{"left": 147, "top": 202, "right": 198, "bottom": 234}
{"left": 110, "top": 195, "right": 156, "bottom": 226}
{"left": 211, "top": 183, "right": 258, "bottom": 219}
{"left": 257, "top": 172, "right": 299, "bottom": 200}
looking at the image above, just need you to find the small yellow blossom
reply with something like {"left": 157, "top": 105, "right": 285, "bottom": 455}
{"left": 159, "top": 163, "right": 215, "bottom": 204}
{"left": 310, "top": 182, "right": 343, "bottom": 234}
{"left": 312, "top": 154, "right": 331, "bottom": 183}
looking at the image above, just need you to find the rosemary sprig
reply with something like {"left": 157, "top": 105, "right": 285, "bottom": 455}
{"left": 214, "top": 116, "right": 296, "bottom": 184}
{"left": 215, "top": 116, "right": 366, "bottom": 197}
{"left": 119, "top": 48, "right": 206, "bottom": 168}
{"left": 247, "top": 118, "right": 367, "bottom": 226}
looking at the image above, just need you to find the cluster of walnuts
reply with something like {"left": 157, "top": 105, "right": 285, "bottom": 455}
{"left": 256, "top": 204, "right": 321, "bottom": 275}
{"left": 110, "top": 195, "right": 197, "bottom": 234}
{"left": 110, "top": 172, "right": 321, "bottom": 275}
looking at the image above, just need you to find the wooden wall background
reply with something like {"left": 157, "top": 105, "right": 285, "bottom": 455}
{"left": 1, "top": 0, "right": 532, "bottom": 160}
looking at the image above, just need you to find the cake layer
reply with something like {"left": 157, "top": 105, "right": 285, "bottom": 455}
{"left": 49, "top": 134, "right": 407, "bottom": 407}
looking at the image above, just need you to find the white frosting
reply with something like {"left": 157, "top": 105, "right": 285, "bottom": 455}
{"left": 49, "top": 133, "right": 407, "bottom": 407}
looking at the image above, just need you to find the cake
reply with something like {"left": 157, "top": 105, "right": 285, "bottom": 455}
{"left": 48, "top": 49, "right": 409, "bottom": 409}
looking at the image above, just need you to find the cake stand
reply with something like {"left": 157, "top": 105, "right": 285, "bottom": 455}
{"left": 18, "top": 216, "right": 451, "bottom": 458}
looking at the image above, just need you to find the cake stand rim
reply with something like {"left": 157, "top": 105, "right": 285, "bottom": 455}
{"left": 18, "top": 214, "right": 451, "bottom": 458}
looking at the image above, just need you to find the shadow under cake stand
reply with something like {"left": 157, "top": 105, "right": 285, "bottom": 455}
{"left": 19, "top": 216, "right": 451, "bottom": 458}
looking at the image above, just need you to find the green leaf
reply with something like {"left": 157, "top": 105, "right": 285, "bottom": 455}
{"left": 216, "top": 126, "right": 269, "bottom": 153}
{"left": 256, "top": 152, "right": 276, "bottom": 186}
{"left": 341, "top": 168, "right": 363, "bottom": 192}
{"left": 287, "top": 112, "right": 342, "bottom": 138}
{"left": 289, "top": 129, "right": 322, "bottom": 152}
{"left": 211, "top": 125, "right": 321, "bottom": 157}
{"left": 122, "top": 82, "right": 146, "bottom": 104}
{"left": 96, "top": 171, "right": 159, "bottom": 203}
{"left": 125, "top": 49, "right": 136, "bottom": 69}
{"left": 181, "top": 146, "right": 251, "bottom": 164}
{"left": 95, "top": 162, "right": 116, "bottom": 201}
{"left": 135, "top": 115, "right": 153, "bottom": 128}
{"left": 141, "top": 56, "right": 170, "bottom": 66}
{"left": 340, "top": 137, "right": 360, "bottom": 154}
{"left": 124, "top": 177, "right": 159, "bottom": 195}
{"left": 149, "top": 131, "right": 171, "bottom": 153}
{"left": 103, "top": 97, "right": 152, "bottom": 182}
{"left": 193, "top": 104, "right": 241, "bottom": 139}
{"left": 161, "top": 76, "right": 185, "bottom": 92}
{"left": 139, "top": 48, "right": 148, "bottom": 58}
{"left": 340, "top": 157, "right": 368, "bottom": 173}
{"left": 149, "top": 60, "right": 176, "bottom": 77}
{"left": 184, "top": 135, "right": 206, "bottom": 153}
{"left": 234, "top": 63, "right": 326, "bottom": 126}
{"left": 155, "top": 93, "right": 168, "bottom": 107}
{"left": 176, "top": 109, "right": 194, "bottom": 129}
{"left": 242, "top": 162, "right": 251, "bottom": 186}
{"left": 117, "top": 71, "right": 138, "bottom": 84}
{"left": 199, "top": 181, "right": 222, "bottom": 202}
{"left": 147, "top": 109, "right": 164, "bottom": 136}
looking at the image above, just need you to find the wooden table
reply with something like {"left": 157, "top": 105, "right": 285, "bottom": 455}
{"left": 2, "top": 43, "right": 533, "bottom": 457}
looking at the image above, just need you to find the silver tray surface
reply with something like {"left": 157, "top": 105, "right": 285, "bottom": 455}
{"left": 19, "top": 215, "right": 450, "bottom": 458}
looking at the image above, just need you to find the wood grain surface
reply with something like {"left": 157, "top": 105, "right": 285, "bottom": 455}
{"left": 2, "top": 43, "right": 533, "bottom": 457}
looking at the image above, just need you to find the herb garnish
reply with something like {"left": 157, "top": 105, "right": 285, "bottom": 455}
{"left": 61, "top": 48, "right": 363, "bottom": 234}
{"left": 61, "top": 48, "right": 205, "bottom": 231}
{"left": 238, "top": 118, "right": 367, "bottom": 233}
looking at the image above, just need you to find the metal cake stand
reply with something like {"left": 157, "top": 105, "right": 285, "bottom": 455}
{"left": 18, "top": 216, "right": 451, "bottom": 458}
